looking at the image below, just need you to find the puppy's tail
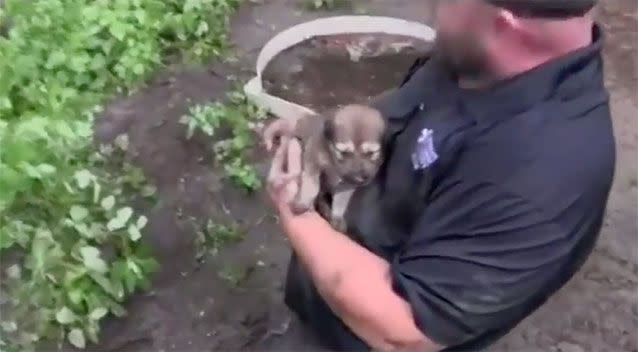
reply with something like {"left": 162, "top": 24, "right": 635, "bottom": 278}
{"left": 262, "top": 118, "right": 294, "bottom": 152}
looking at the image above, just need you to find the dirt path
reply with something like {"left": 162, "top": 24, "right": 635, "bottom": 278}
{"left": 89, "top": 1, "right": 637, "bottom": 351}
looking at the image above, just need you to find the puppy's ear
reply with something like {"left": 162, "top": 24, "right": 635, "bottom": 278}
{"left": 322, "top": 113, "right": 336, "bottom": 142}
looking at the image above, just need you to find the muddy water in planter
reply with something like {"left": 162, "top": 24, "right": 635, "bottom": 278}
{"left": 262, "top": 34, "right": 433, "bottom": 112}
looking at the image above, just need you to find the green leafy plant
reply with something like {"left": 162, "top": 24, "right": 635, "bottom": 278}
{"left": 179, "top": 89, "right": 268, "bottom": 192}
{"left": 0, "top": 0, "right": 242, "bottom": 350}
{"left": 0, "top": 124, "right": 159, "bottom": 351}
{"left": 160, "top": 0, "right": 241, "bottom": 62}
{"left": 194, "top": 219, "right": 245, "bottom": 260}
{"left": 218, "top": 264, "right": 253, "bottom": 288}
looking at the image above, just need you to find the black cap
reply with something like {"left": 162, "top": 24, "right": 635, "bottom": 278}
{"left": 484, "top": 0, "right": 597, "bottom": 18}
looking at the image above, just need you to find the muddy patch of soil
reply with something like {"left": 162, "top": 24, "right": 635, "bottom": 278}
{"left": 598, "top": 0, "right": 638, "bottom": 95}
{"left": 84, "top": 62, "right": 296, "bottom": 352}
{"left": 262, "top": 33, "right": 433, "bottom": 110}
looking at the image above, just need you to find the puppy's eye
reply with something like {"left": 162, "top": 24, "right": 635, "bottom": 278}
{"left": 366, "top": 150, "right": 380, "bottom": 160}
{"left": 333, "top": 149, "right": 351, "bottom": 159}
{"left": 333, "top": 142, "right": 354, "bottom": 159}
{"left": 360, "top": 142, "right": 381, "bottom": 160}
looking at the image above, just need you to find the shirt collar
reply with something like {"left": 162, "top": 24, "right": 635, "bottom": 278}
{"left": 458, "top": 23, "right": 605, "bottom": 122}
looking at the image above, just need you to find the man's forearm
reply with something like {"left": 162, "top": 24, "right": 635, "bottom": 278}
{"left": 279, "top": 210, "right": 388, "bottom": 297}
{"left": 279, "top": 210, "right": 400, "bottom": 350}
{"left": 278, "top": 209, "right": 439, "bottom": 351}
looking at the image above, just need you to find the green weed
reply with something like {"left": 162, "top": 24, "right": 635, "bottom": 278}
{"left": 0, "top": 0, "right": 242, "bottom": 350}
{"left": 179, "top": 89, "right": 268, "bottom": 192}
{"left": 0, "top": 123, "right": 159, "bottom": 351}
{"left": 218, "top": 263, "right": 255, "bottom": 288}
{"left": 194, "top": 219, "right": 245, "bottom": 260}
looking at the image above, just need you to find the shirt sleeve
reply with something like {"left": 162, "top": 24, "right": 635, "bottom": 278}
{"left": 390, "top": 179, "right": 571, "bottom": 347}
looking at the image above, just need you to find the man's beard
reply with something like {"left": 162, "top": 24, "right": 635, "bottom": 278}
{"left": 433, "top": 33, "right": 491, "bottom": 84}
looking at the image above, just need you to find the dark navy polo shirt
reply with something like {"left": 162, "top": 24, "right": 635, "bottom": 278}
{"left": 283, "top": 24, "right": 615, "bottom": 351}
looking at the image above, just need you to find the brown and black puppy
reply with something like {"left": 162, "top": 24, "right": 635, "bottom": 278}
{"left": 263, "top": 104, "right": 386, "bottom": 232}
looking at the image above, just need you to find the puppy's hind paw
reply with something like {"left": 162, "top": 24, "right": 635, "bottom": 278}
{"left": 330, "top": 216, "right": 348, "bottom": 233}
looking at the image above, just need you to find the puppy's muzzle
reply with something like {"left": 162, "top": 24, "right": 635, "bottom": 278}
{"left": 345, "top": 173, "right": 372, "bottom": 186}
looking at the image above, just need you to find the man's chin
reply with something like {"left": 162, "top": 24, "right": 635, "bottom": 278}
{"left": 432, "top": 40, "right": 488, "bottom": 77}
{"left": 431, "top": 44, "right": 460, "bottom": 72}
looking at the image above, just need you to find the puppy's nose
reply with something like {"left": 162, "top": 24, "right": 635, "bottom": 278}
{"left": 353, "top": 174, "right": 368, "bottom": 184}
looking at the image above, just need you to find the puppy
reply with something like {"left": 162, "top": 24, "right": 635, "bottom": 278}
{"left": 263, "top": 104, "right": 385, "bottom": 232}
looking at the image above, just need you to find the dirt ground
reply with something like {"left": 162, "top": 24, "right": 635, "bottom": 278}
{"left": 87, "top": 1, "right": 638, "bottom": 351}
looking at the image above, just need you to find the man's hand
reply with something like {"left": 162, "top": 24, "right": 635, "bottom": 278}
{"left": 262, "top": 117, "right": 295, "bottom": 152}
{"left": 266, "top": 137, "right": 302, "bottom": 214}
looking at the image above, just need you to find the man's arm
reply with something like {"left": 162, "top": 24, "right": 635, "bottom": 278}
{"left": 277, "top": 205, "right": 443, "bottom": 352}
{"left": 276, "top": 177, "right": 578, "bottom": 350}
{"left": 265, "top": 140, "right": 425, "bottom": 350}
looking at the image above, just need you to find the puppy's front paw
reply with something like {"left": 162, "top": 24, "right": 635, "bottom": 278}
{"left": 315, "top": 199, "right": 332, "bottom": 221}
{"left": 330, "top": 216, "right": 348, "bottom": 233}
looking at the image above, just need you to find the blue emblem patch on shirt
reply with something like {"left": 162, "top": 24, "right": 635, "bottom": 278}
{"left": 411, "top": 128, "right": 438, "bottom": 170}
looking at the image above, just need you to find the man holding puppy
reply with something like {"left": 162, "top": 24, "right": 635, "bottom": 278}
{"left": 266, "top": 0, "right": 614, "bottom": 351}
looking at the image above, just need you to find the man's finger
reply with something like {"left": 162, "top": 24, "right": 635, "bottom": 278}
{"left": 262, "top": 122, "right": 275, "bottom": 151}
{"left": 286, "top": 138, "right": 302, "bottom": 176}
{"left": 267, "top": 138, "right": 289, "bottom": 183}
{"left": 262, "top": 118, "right": 290, "bottom": 152}
{"left": 264, "top": 135, "right": 274, "bottom": 152}
{"left": 271, "top": 172, "right": 299, "bottom": 190}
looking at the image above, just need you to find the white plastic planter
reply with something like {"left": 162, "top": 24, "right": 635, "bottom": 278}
{"left": 243, "top": 15, "right": 437, "bottom": 121}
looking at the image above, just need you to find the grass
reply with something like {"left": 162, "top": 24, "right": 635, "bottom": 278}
{"left": 0, "top": 0, "right": 243, "bottom": 350}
